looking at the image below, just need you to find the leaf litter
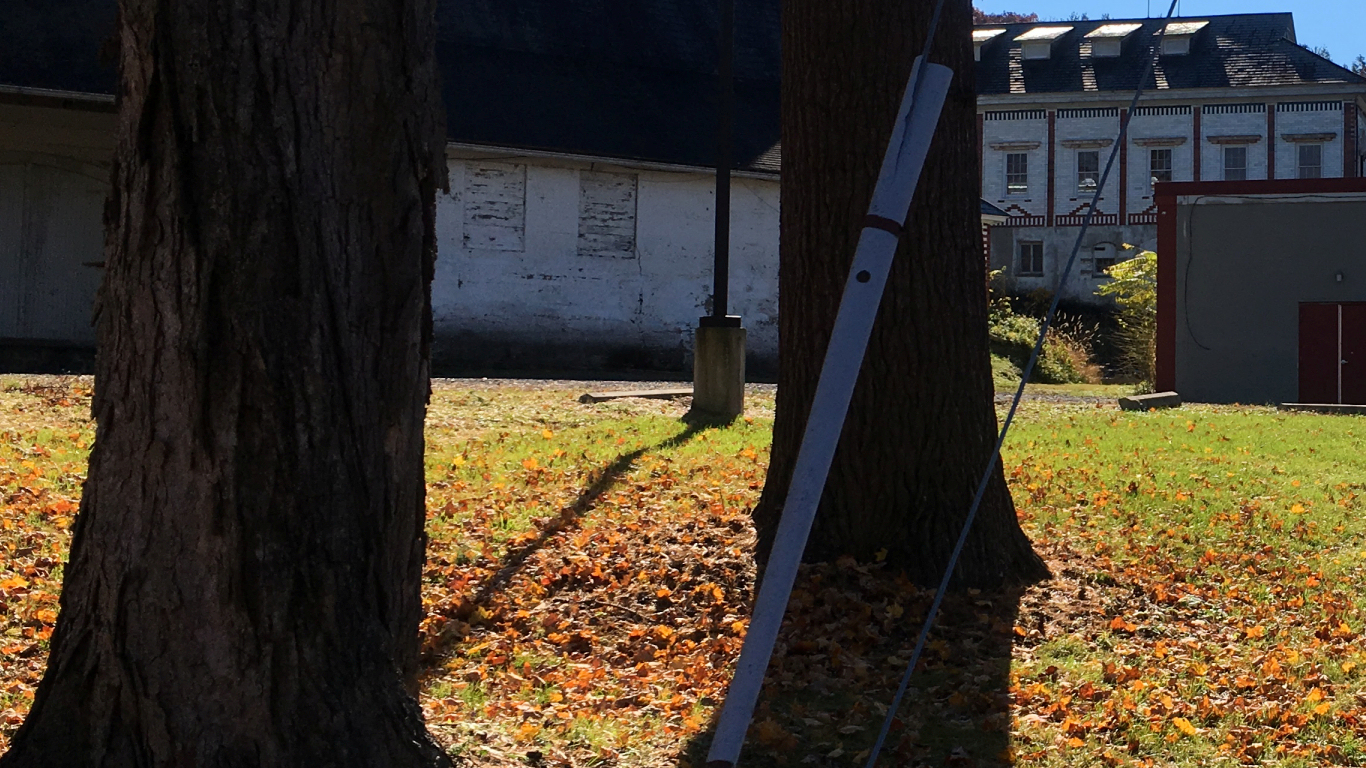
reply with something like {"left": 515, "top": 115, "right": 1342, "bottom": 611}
{"left": 3, "top": 378, "right": 1366, "bottom": 768}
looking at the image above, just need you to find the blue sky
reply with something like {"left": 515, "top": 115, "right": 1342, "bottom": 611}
{"left": 973, "top": 1, "right": 1366, "bottom": 67}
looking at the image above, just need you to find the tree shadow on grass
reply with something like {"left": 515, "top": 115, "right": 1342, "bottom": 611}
{"left": 420, "top": 418, "right": 709, "bottom": 667}
{"left": 677, "top": 568, "right": 1027, "bottom": 768}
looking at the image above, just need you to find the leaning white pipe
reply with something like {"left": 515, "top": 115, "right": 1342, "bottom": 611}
{"left": 704, "top": 56, "right": 953, "bottom": 768}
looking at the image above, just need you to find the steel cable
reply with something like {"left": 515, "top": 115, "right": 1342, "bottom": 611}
{"left": 862, "top": 2, "right": 1183, "bottom": 765}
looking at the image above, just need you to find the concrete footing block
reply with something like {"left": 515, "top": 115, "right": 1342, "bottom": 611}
{"left": 1118, "top": 391, "right": 1182, "bottom": 411}
{"left": 578, "top": 388, "right": 693, "bottom": 404}
{"left": 692, "top": 322, "right": 746, "bottom": 421}
{"left": 1278, "top": 403, "right": 1366, "bottom": 415}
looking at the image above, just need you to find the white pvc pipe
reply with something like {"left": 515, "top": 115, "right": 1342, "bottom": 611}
{"left": 705, "top": 56, "right": 953, "bottom": 768}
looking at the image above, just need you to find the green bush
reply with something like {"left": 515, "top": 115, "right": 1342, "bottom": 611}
{"left": 1096, "top": 250, "right": 1157, "bottom": 388}
{"left": 988, "top": 303, "right": 1095, "bottom": 385}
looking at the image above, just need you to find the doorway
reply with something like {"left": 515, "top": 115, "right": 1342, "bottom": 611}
{"left": 1299, "top": 302, "right": 1366, "bottom": 405}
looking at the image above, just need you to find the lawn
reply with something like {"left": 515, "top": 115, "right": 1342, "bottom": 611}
{"left": 2, "top": 376, "right": 1365, "bottom": 767}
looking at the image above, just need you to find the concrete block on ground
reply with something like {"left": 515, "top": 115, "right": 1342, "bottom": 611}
{"left": 578, "top": 388, "right": 693, "bottom": 404}
{"left": 691, "top": 323, "right": 746, "bottom": 420}
{"left": 1278, "top": 403, "right": 1366, "bottom": 415}
{"left": 1118, "top": 391, "right": 1181, "bottom": 411}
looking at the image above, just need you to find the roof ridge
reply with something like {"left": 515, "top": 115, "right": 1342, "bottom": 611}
{"left": 1274, "top": 38, "right": 1366, "bottom": 84}
{"left": 973, "top": 11, "right": 1294, "bottom": 28}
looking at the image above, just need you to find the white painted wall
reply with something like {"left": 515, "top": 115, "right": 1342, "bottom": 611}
{"left": 1127, "top": 109, "right": 1194, "bottom": 218}
{"left": 1274, "top": 102, "right": 1345, "bottom": 179}
{"left": 1054, "top": 110, "right": 1121, "bottom": 219}
{"left": 982, "top": 110, "right": 1048, "bottom": 221}
{"left": 430, "top": 150, "right": 780, "bottom": 375}
{"left": 1201, "top": 104, "right": 1269, "bottom": 181}
{"left": 981, "top": 95, "right": 1363, "bottom": 304}
{"left": 0, "top": 103, "right": 112, "bottom": 345}
{"left": 0, "top": 102, "right": 782, "bottom": 375}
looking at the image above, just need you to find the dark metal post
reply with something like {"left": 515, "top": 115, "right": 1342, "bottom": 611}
{"left": 711, "top": 0, "right": 735, "bottom": 323}
{"left": 691, "top": 0, "right": 745, "bottom": 422}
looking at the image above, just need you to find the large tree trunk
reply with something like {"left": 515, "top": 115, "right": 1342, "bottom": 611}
{"left": 753, "top": 0, "right": 1048, "bottom": 589}
{"left": 1, "top": 0, "right": 449, "bottom": 764}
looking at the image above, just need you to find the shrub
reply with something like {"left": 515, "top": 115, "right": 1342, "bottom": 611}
{"left": 988, "top": 302, "right": 1099, "bottom": 385}
{"left": 1096, "top": 250, "right": 1157, "bottom": 387}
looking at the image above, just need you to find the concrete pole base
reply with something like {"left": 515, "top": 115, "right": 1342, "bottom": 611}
{"left": 692, "top": 317, "right": 746, "bottom": 421}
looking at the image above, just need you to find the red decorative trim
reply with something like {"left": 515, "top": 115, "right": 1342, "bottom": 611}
{"left": 999, "top": 215, "right": 1048, "bottom": 227}
{"left": 1267, "top": 107, "right": 1276, "bottom": 179}
{"left": 1128, "top": 213, "right": 1158, "bottom": 225}
{"left": 1192, "top": 106, "right": 1202, "bottom": 181}
{"left": 1046, "top": 111, "right": 1056, "bottom": 226}
{"left": 1119, "top": 108, "right": 1129, "bottom": 222}
{"left": 1156, "top": 192, "right": 1177, "bottom": 392}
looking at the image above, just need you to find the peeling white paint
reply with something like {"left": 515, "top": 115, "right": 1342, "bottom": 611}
{"left": 432, "top": 150, "right": 780, "bottom": 374}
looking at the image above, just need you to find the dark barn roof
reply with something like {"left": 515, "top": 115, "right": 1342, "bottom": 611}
{"left": 6, "top": 8, "right": 1359, "bottom": 172}
{"left": 975, "top": 13, "right": 1366, "bottom": 96}
{"left": 0, "top": 0, "right": 118, "bottom": 96}
{"left": 0, "top": 0, "right": 782, "bottom": 174}
{"left": 438, "top": 1, "right": 780, "bottom": 173}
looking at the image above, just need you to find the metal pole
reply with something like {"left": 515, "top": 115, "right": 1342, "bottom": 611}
{"left": 704, "top": 57, "right": 953, "bottom": 768}
{"left": 713, "top": 0, "right": 734, "bottom": 320}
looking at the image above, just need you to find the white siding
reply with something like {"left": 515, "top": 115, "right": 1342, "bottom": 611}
{"left": 430, "top": 154, "right": 780, "bottom": 373}
{"left": 0, "top": 103, "right": 112, "bottom": 346}
{"left": 577, "top": 171, "right": 638, "bottom": 257}
{"left": 1126, "top": 108, "right": 1194, "bottom": 219}
{"left": 982, "top": 110, "right": 1048, "bottom": 220}
{"left": 1054, "top": 109, "right": 1122, "bottom": 227}
{"left": 1201, "top": 103, "right": 1268, "bottom": 181}
{"left": 1274, "top": 102, "right": 1344, "bottom": 179}
{"left": 462, "top": 162, "right": 526, "bottom": 252}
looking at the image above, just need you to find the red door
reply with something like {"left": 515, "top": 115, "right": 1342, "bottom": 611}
{"left": 1301, "top": 303, "right": 1366, "bottom": 405}
{"left": 1345, "top": 304, "right": 1366, "bottom": 405}
{"left": 1300, "top": 304, "right": 1339, "bottom": 403}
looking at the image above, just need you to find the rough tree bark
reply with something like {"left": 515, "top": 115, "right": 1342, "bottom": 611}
{"left": 1, "top": 0, "right": 450, "bottom": 764}
{"left": 753, "top": 0, "right": 1049, "bottom": 589}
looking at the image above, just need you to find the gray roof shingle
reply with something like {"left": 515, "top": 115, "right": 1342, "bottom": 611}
{"left": 976, "top": 13, "right": 1366, "bottom": 96}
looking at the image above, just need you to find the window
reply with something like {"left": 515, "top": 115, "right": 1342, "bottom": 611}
{"left": 1149, "top": 149, "right": 1173, "bottom": 188}
{"left": 1006, "top": 153, "right": 1029, "bottom": 194}
{"left": 1223, "top": 146, "right": 1247, "bottom": 181}
{"left": 1092, "top": 243, "right": 1117, "bottom": 274}
{"left": 1161, "top": 36, "right": 1192, "bottom": 56}
{"left": 1018, "top": 241, "right": 1044, "bottom": 276}
{"left": 1076, "top": 150, "right": 1100, "bottom": 194}
{"left": 463, "top": 162, "right": 526, "bottom": 251}
{"left": 577, "top": 171, "right": 638, "bottom": 257}
{"left": 1298, "top": 144, "right": 1323, "bottom": 179}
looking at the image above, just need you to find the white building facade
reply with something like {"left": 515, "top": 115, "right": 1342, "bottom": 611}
{"left": 431, "top": 148, "right": 779, "bottom": 375}
{"left": 976, "top": 15, "right": 1366, "bottom": 304}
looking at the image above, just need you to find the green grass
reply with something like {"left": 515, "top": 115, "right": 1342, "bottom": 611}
{"left": 1001, "top": 402, "right": 1366, "bottom": 767}
{"left": 5, "top": 379, "right": 1366, "bottom": 767}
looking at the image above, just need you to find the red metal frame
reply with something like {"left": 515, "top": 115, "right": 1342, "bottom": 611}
{"left": 1046, "top": 111, "right": 1056, "bottom": 227}
{"left": 1118, "top": 108, "right": 1129, "bottom": 221}
{"left": 1155, "top": 177, "right": 1366, "bottom": 393}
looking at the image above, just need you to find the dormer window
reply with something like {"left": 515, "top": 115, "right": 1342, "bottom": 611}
{"left": 1016, "top": 26, "right": 1073, "bottom": 61}
{"left": 1084, "top": 23, "right": 1141, "bottom": 58}
{"left": 1161, "top": 20, "right": 1208, "bottom": 56}
{"left": 973, "top": 28, "right": 1006, "bottom": 62}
